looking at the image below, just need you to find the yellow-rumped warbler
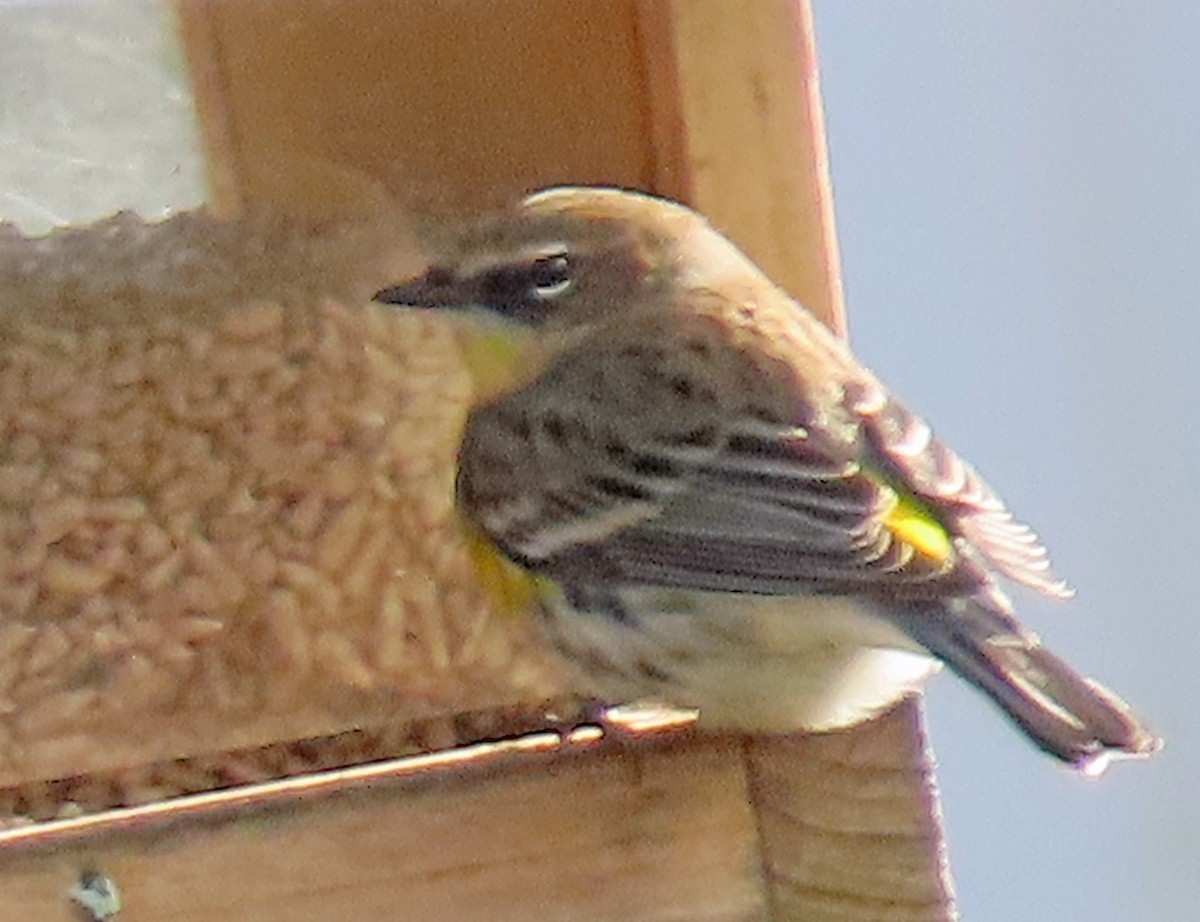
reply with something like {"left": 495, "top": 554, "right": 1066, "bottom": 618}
{"left": 376, "top": 186, "right": 1158, "bottom": 772}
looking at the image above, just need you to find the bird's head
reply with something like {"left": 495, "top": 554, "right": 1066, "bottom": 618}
{"left": 374, "top": 186, "right": 768, "bottom": 403}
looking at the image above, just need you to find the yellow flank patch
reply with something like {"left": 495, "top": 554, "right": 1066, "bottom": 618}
{"left": 883, "top": 491, "right": 955, "bottom": 563}
{"left": 461, "top": 520, "right": 546, "bottom": 619}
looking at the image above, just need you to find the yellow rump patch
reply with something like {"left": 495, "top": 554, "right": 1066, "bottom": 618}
{"left": 883, "top": 491, "right": 955, "bottom": 563}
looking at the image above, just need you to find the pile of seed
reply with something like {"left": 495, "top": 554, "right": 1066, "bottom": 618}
{"left": 0, "top": 210, "right": 567, "bottom": 794}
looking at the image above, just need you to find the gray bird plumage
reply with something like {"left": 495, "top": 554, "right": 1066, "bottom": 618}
{"left": 377, "top": 186, "right": 1159, "bottom": 771}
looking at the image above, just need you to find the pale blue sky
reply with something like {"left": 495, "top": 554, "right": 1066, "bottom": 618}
{"left": 815, "top": 5, "right": 1198, "bottom": 920}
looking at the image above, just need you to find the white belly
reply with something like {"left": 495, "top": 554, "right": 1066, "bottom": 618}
{"left": 540, "top": 590, "right": 939, "bottom": 734}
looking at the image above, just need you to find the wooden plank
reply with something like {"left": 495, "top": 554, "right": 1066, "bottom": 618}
{"left": 0, "top": 703, "right": 952, "bottom": 922}
{"left": 638, "top": 0, "right": 847, "bottom": 335}
{"left": 748, "top": 700, "right": 955, "bottom": 922}
{"left": 0, "top": 730, "right": 766, "bottom": 922}
{"left": 178, "top": 0, "right": 656, "bottom": 217}
{"left": 178, "top": 0, "right": 846, "bottom": 341}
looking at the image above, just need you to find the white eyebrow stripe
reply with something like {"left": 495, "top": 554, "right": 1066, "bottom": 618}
{"left": 458, "top": 242, "right": 570, "bottom": 279}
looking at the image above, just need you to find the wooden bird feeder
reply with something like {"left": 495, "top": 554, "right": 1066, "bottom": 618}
{"left": 0, "top": 2, "right": 955, "bottom": 920}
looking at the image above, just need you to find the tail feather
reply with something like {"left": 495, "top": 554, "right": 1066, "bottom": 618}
{"left": 893, "top": 599, "right": 1160, "bottom": 772}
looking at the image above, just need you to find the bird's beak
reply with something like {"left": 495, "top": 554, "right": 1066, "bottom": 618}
{"left": 374, "top": 268, "right": 472, "bottom": 309}
{"left": 374, "top": 266, "right": 548, "bottom": 406}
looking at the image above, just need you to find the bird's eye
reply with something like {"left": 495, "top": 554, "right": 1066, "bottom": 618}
{"left": 529, "top": 253, "right": 572, "bottom": 299}
{"left": 477, "top": 251, "right": 574, "bottom": 324}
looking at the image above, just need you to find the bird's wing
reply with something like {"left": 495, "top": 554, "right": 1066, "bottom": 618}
{"left": 534, "top": 417, "right": 988, "bottom": 598}
{"left": 857, "top": 392, "right": 1073, "bottom": 598}
{"left": 459, "top": 314, "right": 997, "bottom": 598}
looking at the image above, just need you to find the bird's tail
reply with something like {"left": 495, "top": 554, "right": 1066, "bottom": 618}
{"left": 892, "top": 598, "right": 1160, "bottom": 772}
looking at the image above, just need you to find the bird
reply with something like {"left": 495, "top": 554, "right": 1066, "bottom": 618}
{"left": 375, "top": 185, "right": 1159, "bottom": 773}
